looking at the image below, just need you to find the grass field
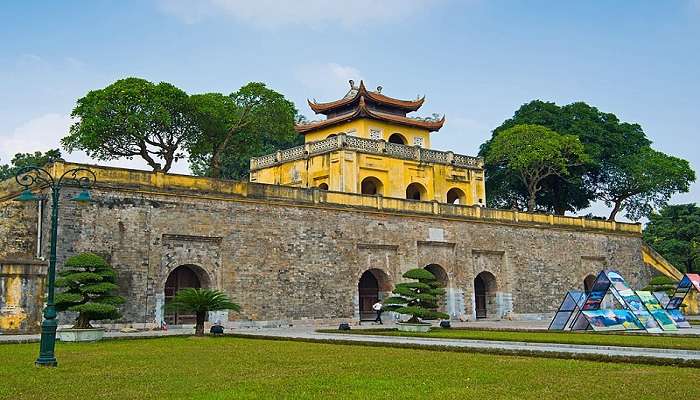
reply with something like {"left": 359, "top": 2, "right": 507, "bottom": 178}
{"left": 1, "top": 336, "right": 698, "bottom": 399}
{"left": 321, "top": 327, "right": 700, "bottom": 350}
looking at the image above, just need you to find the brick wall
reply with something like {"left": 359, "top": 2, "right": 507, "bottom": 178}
{"left": 42, "top": 185, "right": 653, "bottom": 325}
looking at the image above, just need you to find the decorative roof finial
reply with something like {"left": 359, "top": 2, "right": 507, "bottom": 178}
{"left": 376, "top": 86, "right": 383, "bottom": 93}
{"left": 349, "top": 80, "right": 355, "bottom": 89}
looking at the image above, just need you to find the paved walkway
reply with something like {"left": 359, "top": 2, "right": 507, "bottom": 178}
{"left": 235, "top": 327, "right": 700, "bottom": 362}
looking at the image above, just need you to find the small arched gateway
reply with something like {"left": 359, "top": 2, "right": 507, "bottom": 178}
{"left": 388, "top": 133, "right": 407, "bottom": 145}
{"left": 446, "top": 187, "right": 466, "bottom": 205}
{"left": 164, "top": 265, "right": 210, "bottom": 325}
{"left": 361, "top": 177, "right": 383, "bottom": 196}
{"left": 357, "top": 269, "right": 391, "bottom": 321}
{"left": 474, "top": 271, "right": 497, "bottom": 319}
{"left": 406, "top": 182, "right": 427, "bottom": 201}
{"left": 583, "top": 274, "right": 597, "bottom": 294}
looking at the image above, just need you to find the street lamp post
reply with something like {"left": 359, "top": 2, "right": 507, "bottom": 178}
{"left": 14, "top": 165, "right": 96, "bottom": 367}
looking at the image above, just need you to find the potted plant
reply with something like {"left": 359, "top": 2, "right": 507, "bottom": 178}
{"left": 55, "top": 252, "right": 125, "bottom": 342}
{"left": 165, "top": 288, "right": 240, "bottom": 336}
{"left": 384, "top": 268, "right": 449, "bottom": 332}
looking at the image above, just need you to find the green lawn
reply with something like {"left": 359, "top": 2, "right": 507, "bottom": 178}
{"left": 322, "top": 327, "right": 700, "bottom": 350}
{"left": 0, "top": 336, "right": 698, "bottom": 399}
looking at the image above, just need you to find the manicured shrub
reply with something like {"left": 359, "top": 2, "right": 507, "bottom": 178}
{"left": 55, "top": 252, "right": 125, "bottom": 328}
{"left": 384, "top": 268, "right": 449, "bottom": 323}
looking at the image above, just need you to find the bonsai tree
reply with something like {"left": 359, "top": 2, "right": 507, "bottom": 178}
{"left": 55, "top": 252, "right": 125, "bottom": 329}
{"left": 384, "top": 268, "right": 449, "bottom": 324}
{"left": 165, "top": 288, "right": 240, "bottom": 336}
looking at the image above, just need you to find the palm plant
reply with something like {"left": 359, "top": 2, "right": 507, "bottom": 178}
{"left": 165, "top": 288, "right": 240, "bottom": 336}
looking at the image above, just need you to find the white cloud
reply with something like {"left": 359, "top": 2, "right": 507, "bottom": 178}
{"left": 158, "top": 0, "right": 437, "bottom": 28}
{"left": 0, "top": 114, "right": 191, "bottom": 174}
{"left": 296, "top": 62, "right": 362, "bottom": 101}
{"left": 0, "top": 114, "right": 72, "bottom": 164}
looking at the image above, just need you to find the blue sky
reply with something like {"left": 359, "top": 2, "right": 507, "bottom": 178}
{"left": 1, "top": 1, "right": 698, "bottom": 216}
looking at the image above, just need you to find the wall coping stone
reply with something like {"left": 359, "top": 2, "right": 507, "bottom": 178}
{"left": 0, "top": 161, "right": 642, "bottom": 237}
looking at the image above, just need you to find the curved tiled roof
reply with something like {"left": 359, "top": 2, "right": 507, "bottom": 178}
{"left": 307, "top": 80, "right": 425, "bottom": 114}
{"left": 296, "top": 96, "right": 444, "bottom": 133}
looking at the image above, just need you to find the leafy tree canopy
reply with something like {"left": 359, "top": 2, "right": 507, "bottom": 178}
{"left": 484, "top": 124, "right": 589, "bottom": 212}
{"left": 384, "top": 268, "right": 449, "bottom": 323}
{"left": 480, "top": 100, "right": 650, "bottom": 214}
{"left": 55, "top": 252, "right": 125, "bottom": 329}
{"left": 62, "top": 77, "right": 198, "bottom": 173}
{"left": 0, "top": 149, "right": 62, "bottom": 181}
{"left": 598, "top": 147, "right": 695, "bottom": 220}
{"left": 187, "top": 82, "right": 301, "bottom": 180}
{"left": 481, "top": 100, "right": 694, "bottom": 220}
{"left": 643, "top": 204, "right": 700, "bottom": 273}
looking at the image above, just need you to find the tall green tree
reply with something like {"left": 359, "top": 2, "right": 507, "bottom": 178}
{"left": 480, "top": 101, "right": 650, "bottom": 214}
{"left": 62, "top": 77, "right": 198, "bottom": 173}
{"left": 484, "top": 124, "right": 589, "bottom": 212}
{"left": 0, "top": 149, "right": 62, "bottom": 181}
{"left": 597, "top": 147, "right": 695, "bottom": 220}
{"left": 644, "top": 204, "right": 700, "bottom": 273}
{"left": 188, "top": 83, "right": 300, "bottom": 179}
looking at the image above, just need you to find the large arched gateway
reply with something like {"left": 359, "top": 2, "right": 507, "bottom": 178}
{"left": 474, "top": 271, "right": 497, "bottom": 319}
{"left": 164, "top": 265, "right": 208, "bottom": 325}
{"left": 424, "top": 264, "right": 449, "bottom": 315}
{"left": 357, "top": 269, "right": 391, "bottom": 321}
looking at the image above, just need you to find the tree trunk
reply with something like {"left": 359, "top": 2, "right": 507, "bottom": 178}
{"left": 73, "top": 313, "right": 92, "bottom": 329}
{"left": 553, "top": 204, "right": 567, "bottom": 215}
{"left": 210, "top": 152, "right": 222, "bottom": 179}
{"left": 527, "top": 191, "right": 537, "bottom": 212}
{"left": 195, "top": 311, "right": 206, "bottom": 336}
{"left": 608, "top": 200, "right": 622, "bottom": 221}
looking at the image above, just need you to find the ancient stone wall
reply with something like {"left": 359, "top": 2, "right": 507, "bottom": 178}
{"left": 0, "top": 258, "right": 47, "bottom": 333}
{"left": 41, "top": 184, "right": 653, "bottom": 326}
{"left": 0, "top": 199, "right": 39, "bottom": 259}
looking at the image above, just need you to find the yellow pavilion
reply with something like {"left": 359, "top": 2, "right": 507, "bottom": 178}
{"left": 250, "top": 80, "right": 486, "bottom": 205}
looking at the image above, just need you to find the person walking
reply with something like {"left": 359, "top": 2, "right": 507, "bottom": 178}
{"left": 372, "top": 300, "right": 383, "bottom": 324}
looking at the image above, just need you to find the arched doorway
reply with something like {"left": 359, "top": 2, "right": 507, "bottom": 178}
{"left": 388, "top": 133, "right": 407, "bottom": 145}
{"left": 583, "top": 274, "right": 596, "bottom": 294}
{"left": 358, "top": 269, "right": 391, "bottom": 321}
{"left": 164, "top": 265, "right": 203, "bottom": 325}
{"left": 474, "top": 271, "right": 497, "bottom": 319}
{"left": 318, "top": 183, "right": 329, "bottom": 191}
{"left": 446, "top": 188, "right": 466, "bottom": 205}
{"left": 424, "top": 264, "right": 449, "bottom": 315}
{"left": 406, "top": 182, "right": 427, "bottom": 201}
{"left": 361, "top": 177, "right": 383, "bottom": 196}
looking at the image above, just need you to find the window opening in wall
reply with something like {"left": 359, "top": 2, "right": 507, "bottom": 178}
{"left": 361, "top": 177, "right": 383, "bottom": 195}
{"left": 388, "top": 133, "right": 407, "bottom": 145}
{"left": 406, "top": 182, "right": 426, "bottom": 201}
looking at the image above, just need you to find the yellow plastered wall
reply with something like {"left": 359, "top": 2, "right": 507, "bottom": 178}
{"left": 251, "top": 149, "right": 484, "bottom": 205}
{"left": 303, "top": 119, "right": 432, "bottom": 148}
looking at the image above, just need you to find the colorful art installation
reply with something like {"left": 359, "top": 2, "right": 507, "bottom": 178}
{"left": 581, "top": 310, "right": 644, "bottom": 331}
{"left": 636, "top": 291, "right": 678, "bottom": 331}
{"left": 554, "top": 270, "right": 680, "bottom": 332}
{"left": 548, "top": 291, "right": 586, "bottom": 330}
{"left": 665, "top": 273, "right": 700, "bottom": 328}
